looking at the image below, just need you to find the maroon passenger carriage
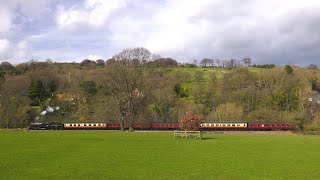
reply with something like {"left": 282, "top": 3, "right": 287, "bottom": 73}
{"left": 247, "top": 123, "right": 295, "bottom": 131}
{"left": 199, "top": 122, "right": 295, "bottom": 131}
{"left": 151, "top": 122, "right": 180, "bottom": 130}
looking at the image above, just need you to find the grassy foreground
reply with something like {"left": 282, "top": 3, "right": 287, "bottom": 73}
{"left": 0, "top": 130, "right": 319, "bottom": 180}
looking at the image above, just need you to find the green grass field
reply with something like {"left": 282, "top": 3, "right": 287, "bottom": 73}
{"left": 0, "top": 130, "right": 319, "bottom": 180}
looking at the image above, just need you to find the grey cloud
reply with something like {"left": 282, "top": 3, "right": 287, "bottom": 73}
{"left": 1, "top": 0, "right": 320, "bottom": 66}
{"left": 156, "top": 2, "right": 320, "bottom": 66}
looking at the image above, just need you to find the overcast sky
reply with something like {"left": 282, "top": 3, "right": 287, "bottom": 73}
{"left": 0, "top": 0, "right": 320, "bottom": 66}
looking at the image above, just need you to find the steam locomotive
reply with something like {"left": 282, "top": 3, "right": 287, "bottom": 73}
{"left": 29, "top": 122, "right": 295, "bottom": 131}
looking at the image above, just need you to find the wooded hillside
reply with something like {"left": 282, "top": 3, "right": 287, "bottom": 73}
{"left": 1, "top": 48, "right": 320, "bottom": 131}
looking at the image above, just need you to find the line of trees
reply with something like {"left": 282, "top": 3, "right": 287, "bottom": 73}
{"left": 198, "top": 57, "right": 252, "bottom": 68}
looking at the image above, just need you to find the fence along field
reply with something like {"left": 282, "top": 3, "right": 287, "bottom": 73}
{"left": 0, "top": 130, "right": 319, "bottom": 179}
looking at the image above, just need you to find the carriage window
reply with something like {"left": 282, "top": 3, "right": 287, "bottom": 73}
{"left": 84, "top": 124, "right": 86, "bottom": 126}
{"left": 89, "top": 124, "right": 91, "bottom": 126}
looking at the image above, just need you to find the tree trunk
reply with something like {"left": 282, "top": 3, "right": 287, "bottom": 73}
{"left": 119, "top": 114, "right": 125, "bottom": 131}
{"left": 128, "top": 119, "right": 134, "bottom": 132}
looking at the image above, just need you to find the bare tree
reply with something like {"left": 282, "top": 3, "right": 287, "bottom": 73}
{"left": 102, "top": 47, "right": 154, "bottom": 131}
{"left": 208, "top": 59, "right": 214, "bottom": 67}
{"left": 193, "top": 59, "right": 198, "bottom": 66}
{"left": 215, "top": 59, "right": 221, "bottom": 67}
{"left": 242, "top": 57, "right": 252, "bottom": 67}
{"left": 308, "top": 64, "right": 318, "bottom": 70}
{"left": 200, "top": 58, "right": 211, "bottom": 67}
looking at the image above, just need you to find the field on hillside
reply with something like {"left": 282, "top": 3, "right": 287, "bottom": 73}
{"left": 0, "top": 130, "right": 319, "bottom": 179}
{"left": 155, "top": 67, "right": 267, "bottom": 91}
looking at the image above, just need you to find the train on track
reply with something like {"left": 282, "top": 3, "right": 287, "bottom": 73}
{"left": 28, "top": 122, "right": 295, "bottom": 131}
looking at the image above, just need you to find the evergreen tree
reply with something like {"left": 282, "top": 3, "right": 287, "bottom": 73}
{"left": 28, "top": 80, "right": 47, "bottom": 105}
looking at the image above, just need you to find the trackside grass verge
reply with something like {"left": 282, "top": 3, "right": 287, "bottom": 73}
{"left": 0, "top": 130, "right": 319, "bottom": 179}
